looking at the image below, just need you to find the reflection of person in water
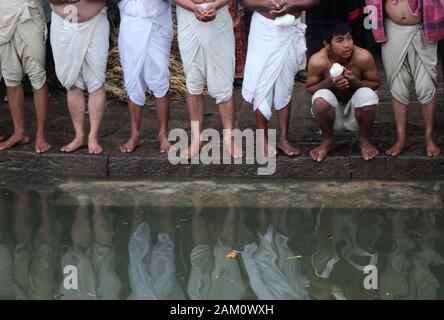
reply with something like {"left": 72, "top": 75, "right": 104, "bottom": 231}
{"left": 241, "top": 205, "right": 310, "bottom": 300}
{"left": 59, "top": 196, "right": 121, "bottom": 300}
{"left": 187, "top": 197, "right": 247, "bottom": 300}
{"left": 0, "top": 189, "right": 14, "bottom": 299}
{"left": 379, "top": 210, "right": 444, "bottom": 300}
{"left": 309, "top": 208, "right": 383, "bottom": 300}
{"left": 12, "top": 188, "right": 57, "bottom": 300}
{"left": 127, "top": 195, "right": 185, "bottom": 300}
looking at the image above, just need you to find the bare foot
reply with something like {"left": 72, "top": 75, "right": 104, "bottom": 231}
{"left": 310, "top": 138, "right": 335, "bottom": 162}
{"left": 0, "top": 133, "right": 30, "bottom": 151}
{"left": 258, "top": 137, "right": 277, "bottom": 157}
{"left": 180, "top": 140, "right": 203, "bottom": 160}
{"left": 35, "top": 134, "right": 51, "bottom": 154}
{"left": 224, "top": 137, "right": 243, "bottom": 159}
{"left": 358, "top": 137, "right": 379, "bottom": 161}
{"left": 88, "top": 137, "right": 103, "bottom": 155}
{"left": 277, "top": 140, "right": 301, "bottom": 157}
{"left": 60, "top": 137, "right": 86, "bottom": 153}
{"left": 120, "top": 135, "right": 140, "bottom": 153}
{"left": 425, "top": 137, "right": 441, "bottom": 158}
{"left": 385, "top": 140, "right": 407, "bottom": 157}
{"left": 159, "top": 132, "right": 172, "bottom": 153}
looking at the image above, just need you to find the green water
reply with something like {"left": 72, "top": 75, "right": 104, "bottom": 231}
{"left": 0, "top": 176, "right": 443, "bottom": 300}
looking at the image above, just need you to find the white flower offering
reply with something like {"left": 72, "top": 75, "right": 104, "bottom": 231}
{"left": 330, "top": 63, "right": 345, "bottom": 79}
{"left": 274, "top": 14, "right": 296, "bottom": 27}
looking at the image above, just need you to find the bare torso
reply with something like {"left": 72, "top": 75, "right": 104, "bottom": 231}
{"left": 317, "top": 47, "right": 366, "bottom": 102}
{"left": 384, "top": 0, "right": 422, "bottom": 25}
{"left": 50, "top": 0, "right": 106, "bottom": 23}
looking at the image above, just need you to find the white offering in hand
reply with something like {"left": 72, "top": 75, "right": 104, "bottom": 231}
{"left": 330, "top": 63, "right": 345, "bottom": 79}
{"left": 198, "top": 3, "right": 212, "bottom": 11}
{"left": 274, "top": 14, "right": 296, "bottom": 27}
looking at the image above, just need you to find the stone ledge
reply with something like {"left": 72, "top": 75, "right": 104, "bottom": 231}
{"left": 1, "top": 146, "right": 442, "bottom": 179}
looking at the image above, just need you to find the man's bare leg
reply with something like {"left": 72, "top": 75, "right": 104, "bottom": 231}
{"left": 12, "top": 188, "right": 32, "bottom": 245}
{"left": 277, "top": 103, "right": 300, "bottom": 157}
{"left": 34, "top": 84, "right": 51, "bottom": 154}
{"left": 0, "top": 85, "right": 30, "bottom": 151}
{"left": 120, "top": 100, "right": 142, "bottom": 153}
{"left": 355, "top": 106, "right": 379, "bottom": 161}
{"left": 71, "top": 202, "right": 92, "bottom": 251}
{"left": 220, "top": 204, "right": 239, "bottom": 248}
{"left": 91, "top": 198, "right": 112, "bottom": 247}
{"left": 421, "top": 96, "right": 441, "bottom": 157}
{"left": 181, "top": 94, "right": 204, "bottom": 159}
{"left": 87, "top": 87, "right": 106, "bottom": 155}
{"left": 218, "top": 96, "right": 243, "bottom": 158}
{"left": 255, "top": 109, "right": 277, "bottom": 157}
{"left": 310, "top": 99, "right": 336, "bottom": 162}
{"left": 386, "top": 98, "right": 408, "bottom": 157}
{"left": 130, "top": 195, "right": 145, "bottom": 234}
{"left": 156, "top": 94, "right": 172, "bottom": 153}
{"left": 192, "top": 207, "right": 209, "bottom": 246}
{"left": 159, "top": 202, "right": 176, "bottom": 239}
{"left": 61, "top": 87, "right": 86, "bottom": 153}
{"left": 36, "top": 190, "right": 55, "bottom": 246}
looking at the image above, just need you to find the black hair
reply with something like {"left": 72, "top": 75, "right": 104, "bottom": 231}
{"left": 322, "top": 20, "right": 352, "bottom": 43}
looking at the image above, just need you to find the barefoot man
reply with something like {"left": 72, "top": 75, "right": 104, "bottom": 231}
{"left": 241, "top": 0, "right": 319, "bottom": 157}
{"left": 118, "top": 0, "right": 173, "bottom": 153}
{"left": 175, "top": 0, "right": 243, "bottom": 159}
{"left": 366, "top": 0, "right": 444, "bottom": 157}
{"left": 49, "top": 0, "right": 110, "bottom": 154}
{"left": 0, "top": 0, "right": 51, "bottom": 153}
{"left": 306, "top": 20, "right": 381, "bottom": 162}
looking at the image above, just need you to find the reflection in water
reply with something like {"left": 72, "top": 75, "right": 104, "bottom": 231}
{"left": 0, "top": 183, "right": 443, "bottom": 300}
{"left": 128, "top": 195, "right": 184, "bottom": 300}
{"left": 59, "top": 198, "right": 121, "bottom": 300}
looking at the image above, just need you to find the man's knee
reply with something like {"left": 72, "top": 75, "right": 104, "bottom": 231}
{"left": 415, "top": 84, "right": 436, "bottom": 105}
{"left": 27, "top": 70, "right": 46, "bottom": 90}
{"left": 312, "top": 98, "right": 333, "bottom": 113}
{"left": 353, "top": 87, "right": 379, "bottom": 109}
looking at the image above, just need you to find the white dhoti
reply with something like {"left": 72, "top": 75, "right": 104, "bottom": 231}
{"left": 242, "top": 225, "right": 310, "bottom": 300}
{"left": 177, "top": 5, "right": 235, "bottom": 104}
{"left": 59, "top": 244, "right": 122, "bottom": 300}
{"left": 242, "top": 12, "right": 307, "bottom": 120}
{"left": 118, "top": 0, "right": 173, "bottom": 106}
{"left": 187, "top": 240, "right": 246, "bottom": 300}
{"left": 50, "top": 8, "right": 110, "bottom": 93}
{"left": 0, "top": 0, "right": 47, "bottom": 89}
{"left": 382, "top": 19, "right": 438, "bottom": 106}
{"left": 127, "top": 223, "right": 185, "bottom": 300}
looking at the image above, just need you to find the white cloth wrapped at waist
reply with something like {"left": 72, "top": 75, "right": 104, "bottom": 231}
{"left": 50, "top": 7, "right": 110, "bottom": 92}
{"left": 127, "top": 223, "right": 185, "bottom": 300}
{"left": 0, "top": 0, "right": 46, "bottom": 45}
{"left": 242, "top": 12, "right": 307, "bottom": 120}
{"left": 176, "top": 5, "right": 235, "bottom": 104}
{"left": 119, "top": 0, "right": 173, "bottom": 104}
